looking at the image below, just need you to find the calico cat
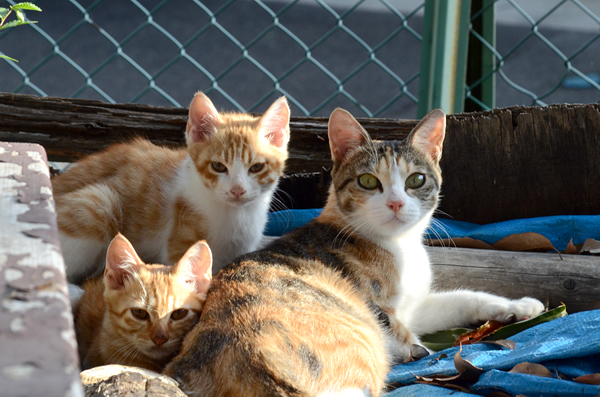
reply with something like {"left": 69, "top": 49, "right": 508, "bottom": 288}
{"left": 54, "top": 92, "right": 290, "bottom": 284}
{"left": 73, "top": 233, "right": 212, "bottom": 372}
{"left": 164, "top": 107, "right": 544, "bottom": 396}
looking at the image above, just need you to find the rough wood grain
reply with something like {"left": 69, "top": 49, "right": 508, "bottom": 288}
{"left": 0, "top": 93, "right": 415, "bottom": 172}
{"left": 1, "top": 93, "right": 600, "bottom": 223}
{"left": 81, "top": 365, "right": 185, "bottom": 397}
{"left": 428, "top": 246, "right": 600, "bottom": 313}
{"left": 439, "top": 105, "right": 600, "bottom": 223}
{"left": 0, "top": 142, "right": 84, "bottom": 397}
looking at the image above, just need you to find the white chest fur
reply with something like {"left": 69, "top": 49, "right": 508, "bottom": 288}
{"left": 380, "top": 234, "right": 432, "bottom": 329}
{"left": 175, "top": 158, "right": 273, "bottom": 272}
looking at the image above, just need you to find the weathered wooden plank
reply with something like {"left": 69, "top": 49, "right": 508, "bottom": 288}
{"left": 428, "top": 246, "right": 600, "bottom": 314}
{"left": 1, "top": 93, "right": 600, "bottom": 223}
{"left": 438, "top": 104, "right": 600, "bottom": 223}
{"left": 0, "top": 142, "right": 83, "bottom": 397}
{"left": 0, "top": 93, "right": 415, "bottom": 172}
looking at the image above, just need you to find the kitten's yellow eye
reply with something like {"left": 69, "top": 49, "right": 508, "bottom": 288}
{"left": 170, "top": 309, "right": 189, "bottom": 321}
{"left": 249, "top": 163, "right": 265, "bottom": 173}
{"left": 211, "top": 162, "right": 227, "bottom": 173}
{"left": 131, "top": 308, "right": 149, "bottom": 320}
{"left": 406, "top": 173, "right": 426, "bottom": 189}
{"left": 358, "top": 174, "right": 379, "bottom": 190}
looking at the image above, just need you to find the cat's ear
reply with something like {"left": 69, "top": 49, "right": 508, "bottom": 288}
{"left": 328, "top": 108, "right": 371, "bottom": 164}
{"left": 186, "top": 92, "right": 222, "bottom": 145}
{"left": 174, "top": 240, "right": 212, "bottom": 295}
{"left": 409, "top": 108, "right": 446, "bottom": 163}
{"left": 257, "top": 96, "right": 290, "bottom": 149}
{"left": 104, "top": 233, "right": 143, "bottom": 290}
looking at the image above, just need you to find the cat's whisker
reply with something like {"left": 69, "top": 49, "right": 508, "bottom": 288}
{"left": 428, "top": 217, "right": 456, "bottom": 249}
{"left": 272, "top": 188, "right": 293, "bottom": 210}
{"left": 433, "top": 208, "right": 453, "bottom": 219}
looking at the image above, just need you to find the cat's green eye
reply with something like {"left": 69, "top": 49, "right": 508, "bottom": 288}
{"left": 358, "top": 174, "right": 379, "bottom": 190}
{"left": 249, "top": 163, "right": 265, "bottom": 173}
{"left": 131, "top": 308, "right": 149, "bottom": 320}
{"left": 406, "top": 173, "right": 426, "bottom": 189}
{"left": 211, "top": 162, "right": 227, "bottom": 173}
{"left": 170, "top": 309, "right": 189, "bottom": 321}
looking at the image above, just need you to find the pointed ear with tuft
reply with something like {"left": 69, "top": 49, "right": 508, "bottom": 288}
{"left": 173, "top": 240, "right": 212, "bottom": 295}
{"left": 409, "top": 108, "right": 446, "bottom": 163}
{"left": 258, "top": 96, "right": 290, "bottom": 149}
{"left": 104, "top": 233, "right": 143, "bottom": 290}
{"left": 186, "top": 92, "right": 222, "bottom": 146}
{"left": 328, "top": 108, "right": 371, "bottom": 164}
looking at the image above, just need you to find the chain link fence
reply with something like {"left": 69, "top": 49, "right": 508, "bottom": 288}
{"left": 1, "top": 0, "right": 599, "bottom": 119}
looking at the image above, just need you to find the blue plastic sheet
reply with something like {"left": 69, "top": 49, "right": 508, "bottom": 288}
{"left": 386, "top": 310, "right": 600, "bottom": 396}
{"left": 265, "top": 210, "right": 600, "bottom": 251}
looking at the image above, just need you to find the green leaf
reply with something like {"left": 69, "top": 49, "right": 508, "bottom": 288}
{"left": 420, "top": 304, "right": 567, "bottom": 352}
{"left": 0, "top": 54, "right": 18, "bottom": 62}
{"left": 483, "top": 304, "right": 568, "bottom": 341}
{"left": 0, "top": 19, "right": 36, "bottom": 30}
{"left": 0, "top": 8, "right": 10, "bottom": 20}
{"left": 11, "top": 3, "right": 42, "bottom": 12}
{"left": 15, "top": 8, "right": 24, "bottom": 22}
{"left": 421, "top": 327, "right": 471, "bottom": 352}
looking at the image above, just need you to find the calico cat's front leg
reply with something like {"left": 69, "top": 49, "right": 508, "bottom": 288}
{"left": 410, "top": 290, "right": 545, "bottom": 335}
{"left": 381, "top": 305, "right": 422, "bottom": 363}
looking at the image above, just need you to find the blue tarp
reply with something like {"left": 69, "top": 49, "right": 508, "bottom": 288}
{"left": 387, "top": 309, "right": 600, "bottom": 396}
{"left": 266, "top": 210, "right": 600, "bottom": 251}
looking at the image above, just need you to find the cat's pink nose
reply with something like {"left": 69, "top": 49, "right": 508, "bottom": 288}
{"left": 230, "top": 186, "right": 246, "bottom": 198}
{"left": 387, "top": 200, "right": 404, "bottom": 213}
{"left": 151, "top": 334, "right": 169, "bottom": 346}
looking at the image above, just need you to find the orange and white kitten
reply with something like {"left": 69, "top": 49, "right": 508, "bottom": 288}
{"left": 53, "top": 92, "right": 290, "bottom": 283}
{"left": 164, "top": 108, "right": 544, "bottom": 396}
{"left": 73, "top": 233, "right": 212, "bottom": 372}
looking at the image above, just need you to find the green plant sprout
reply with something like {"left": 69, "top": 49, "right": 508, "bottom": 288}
{"left": 0, "top": 2, "right": 42, "bottom": 62}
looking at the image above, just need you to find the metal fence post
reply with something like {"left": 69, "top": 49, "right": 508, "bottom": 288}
{"left": 465, "top": 0, "right": 496, "bottom": 112}
{"left": 418, "top": 0, "right": 472, "bottom": 117}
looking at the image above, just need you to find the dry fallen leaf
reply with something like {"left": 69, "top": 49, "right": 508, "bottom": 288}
{"left": 454, "top": 321, "right": 504, "bottom": 346}
{"left": 453, "top": 346, "right": 485, "bottom": 379}
{"left": 492, "top": 232, "right": 558, "bottom": 253}
{"left": 581, "top": 239, "right": 600, "bottom": 256}
{"left": 508, "top": 362, "right": 553, "bottom": 378}
{"left": 481, "top": 340, "right": 516, "bottom": 350}
{"left": 573, "top": 373, "right": 600, "bottom": 385}
{"left": 563, "top": 238, "right": 579, "bottom": 255}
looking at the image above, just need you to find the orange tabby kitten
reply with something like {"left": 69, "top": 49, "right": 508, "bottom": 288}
{"left": 164, "top": 108, "right": 543, "bottom": 396}
{"left": 73, "top": 233, "right": 212, "bottom": 372}
{"left": 54, "top": 92, "right": 290, "bottom": 284}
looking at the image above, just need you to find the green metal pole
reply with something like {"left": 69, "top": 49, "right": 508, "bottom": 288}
{"left": 418, "top": 0, "right": 472, "bottom": 117}
{"left": 465, "top": 0, "right": 496, "bottom": 112}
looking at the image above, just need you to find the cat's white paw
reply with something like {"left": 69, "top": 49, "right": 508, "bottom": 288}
{"left": 488, "top": 297, "right": 545, "bottom": 323}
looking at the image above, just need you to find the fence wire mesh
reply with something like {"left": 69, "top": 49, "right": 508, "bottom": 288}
{"left": 1, "top": 0, "right": 599, "bottom": 118}
{"left": 467, "top": 0, "right": 600, "bottom": 110}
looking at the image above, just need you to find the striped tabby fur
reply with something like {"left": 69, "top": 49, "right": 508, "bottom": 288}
{"left": 73, "top": 233, "right": 212, "bottom": 372}
{"left": 54, "top": 92, "right": 289, "bottom": 283}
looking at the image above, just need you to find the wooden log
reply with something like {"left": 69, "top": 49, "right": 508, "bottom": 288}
{"left": 1, "top": 93, "right": 600, "bottom": 223}
{"left": 0, "top": 93, "right": 415, "bottom": 172}
{"left": 428, "top": 246, "right": 600, "bottom": 314}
